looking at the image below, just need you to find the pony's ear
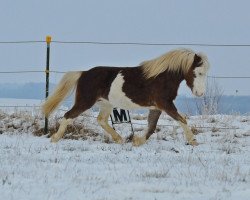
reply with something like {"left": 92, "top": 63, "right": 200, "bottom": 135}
{"left": 193, "top": 54, "right": 203, "bottom": 67}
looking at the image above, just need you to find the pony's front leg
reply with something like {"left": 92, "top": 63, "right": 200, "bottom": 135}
{"left": 133, "top": 109, "right": 162, "bottom": 146}
{"left": 97, "top": 104, "right": 123, "bottom": 144}
{"left": 163, "top": 102, "right": 198, "bottom": 146}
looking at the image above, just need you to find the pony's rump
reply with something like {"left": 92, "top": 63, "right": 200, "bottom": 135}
{"left": 42, "top": 71, "right": 82, "bottom": 117}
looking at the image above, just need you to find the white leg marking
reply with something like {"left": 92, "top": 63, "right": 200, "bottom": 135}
{"left": 132, "top": 135, "right": 146, "bottom": 147}
{"left": 97, "top": 102, "right": 123, "bottom": 144}
{"left": 178, "top": 121, "right": 198, "bottom": 146}
{"left": 51, "top": 118, "right": 72, "bottom": 143}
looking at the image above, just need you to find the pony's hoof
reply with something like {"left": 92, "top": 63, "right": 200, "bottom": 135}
{"left": 50, "top": 134, "right": 61, "bottom": 143}
{"left": 125, "top": 133, "right": 134, "bottom": 143}
{"left": 132, "top": 135, "right": 146, "bottom": 147}
{"left": 187, "top": 140, "right": 199, "bottom": 146}
{"left": 113, "top": 135, "right": 124, "bottom": 144}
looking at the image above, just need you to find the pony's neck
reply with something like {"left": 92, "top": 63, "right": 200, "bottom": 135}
{"left": 157, "top": 70, "right": 185, "bottom": 99}
{"left": 162, "top": 70, "right": 185, "bottom": 84}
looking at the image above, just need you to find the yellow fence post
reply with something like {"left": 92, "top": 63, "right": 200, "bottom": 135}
{"left": 44, "top": 35, "right": 52, "bottom": 135}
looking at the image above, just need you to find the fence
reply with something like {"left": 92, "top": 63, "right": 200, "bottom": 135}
{"left": 1, "top": 36, "right": 250, "bottom": 133}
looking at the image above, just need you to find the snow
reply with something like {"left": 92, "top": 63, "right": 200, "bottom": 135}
{"left": 0, "top": 100, "right": 250, "bottom": 200}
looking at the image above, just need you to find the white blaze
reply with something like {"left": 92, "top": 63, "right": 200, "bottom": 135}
{"left": 192, "top": 66, "right": 209, "bottom": 97}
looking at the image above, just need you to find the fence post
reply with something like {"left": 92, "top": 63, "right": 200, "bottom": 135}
{"left": 44, "top": 35, "right": 51, "bottom": 134}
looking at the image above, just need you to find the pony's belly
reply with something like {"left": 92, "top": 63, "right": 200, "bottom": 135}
{"left": 109, "top": 95, "right": 142, "bottom": 110}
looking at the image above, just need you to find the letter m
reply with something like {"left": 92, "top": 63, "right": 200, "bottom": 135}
{"left": 113, "top": 108, "right": 128, "bottom": 123}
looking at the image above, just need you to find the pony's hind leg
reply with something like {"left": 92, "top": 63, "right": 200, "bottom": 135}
{"left": 51, "top": 103, "right": 93, "bottom": 143}
{"left": 51, "top": 117, "right": 72, "bottom": 143}
{"left": 97, "top": 103, "right": 123, "bottom": 144}
{"left": 133, "top": 109, "right": 162, "bottom": 146}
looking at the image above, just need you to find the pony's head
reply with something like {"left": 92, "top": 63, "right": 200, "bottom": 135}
{"left": 184, "top": 53, "right": 209, "bottom": 97}
{"left": 141, "top": 49, "right": 210, "bottom": 97}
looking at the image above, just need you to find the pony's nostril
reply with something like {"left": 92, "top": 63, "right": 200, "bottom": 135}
{"left": 194, "top": 91, "right": 204, "bottom": 97}
{"left": 197, "top": 92, "right": 204, "bottom": 97}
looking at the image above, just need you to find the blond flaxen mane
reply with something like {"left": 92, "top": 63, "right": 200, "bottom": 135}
{"left": 141, "top": 49, "right": 197, "bottom": 79}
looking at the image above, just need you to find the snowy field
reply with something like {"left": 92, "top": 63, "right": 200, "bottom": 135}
{"left": 0, "top": 99, "right": 250, "bottom": 200}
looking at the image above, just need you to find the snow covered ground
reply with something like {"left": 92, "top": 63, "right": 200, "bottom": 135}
{"left": 0, "top": 101, "right": 250, "bottom": 200}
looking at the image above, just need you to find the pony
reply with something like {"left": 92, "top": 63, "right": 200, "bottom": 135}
{"left": 42, "top": 48, "right": 209, "bottom": 146}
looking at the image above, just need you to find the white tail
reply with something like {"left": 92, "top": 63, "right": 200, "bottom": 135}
{"left": 42, "top": 71, "right": 82, "bottom": 117}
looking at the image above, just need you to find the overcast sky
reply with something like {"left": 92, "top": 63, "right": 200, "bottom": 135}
{"left": 0, "top": 0, "right": 250, "bottom": 95}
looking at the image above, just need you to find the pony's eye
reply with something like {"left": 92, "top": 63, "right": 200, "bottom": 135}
{"left": 199, "top": 73, "right": 202, "bottom": 76}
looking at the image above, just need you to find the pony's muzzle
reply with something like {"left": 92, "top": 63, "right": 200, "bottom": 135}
{"left": 193, "top": 90, "right": 204, "bottom": 97}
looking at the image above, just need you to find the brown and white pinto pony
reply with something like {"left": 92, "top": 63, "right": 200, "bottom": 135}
{"left": 42, "top": 49, "right": 209, "bottom": 146}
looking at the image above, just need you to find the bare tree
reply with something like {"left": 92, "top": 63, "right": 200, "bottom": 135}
{"left": 195, "top": 78, "right": 223, "bottom": 115}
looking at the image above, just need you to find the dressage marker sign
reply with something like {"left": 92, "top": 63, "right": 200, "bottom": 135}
{"left": 110, "top": 108, "right": 134, "bottom": 134}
